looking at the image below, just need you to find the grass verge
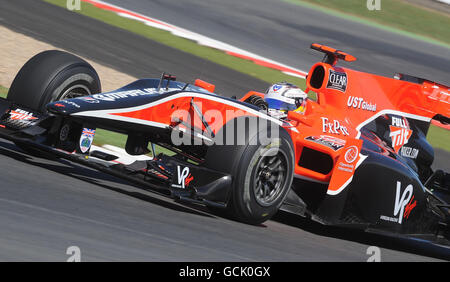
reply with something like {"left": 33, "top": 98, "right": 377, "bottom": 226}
{"left": 427, "top": 124, "right": 450, "bottom": 152}
{"left": 44, "top": 0, "right": 306, "bottom": 89}
{"left": 0, "top": 86, "right": 7, "bottom": 98}
{"left": 92, "top": 129, "right": 169, "bottom": 156}
{"left": 286, "top": 0, "right": 450, "bottom": 48}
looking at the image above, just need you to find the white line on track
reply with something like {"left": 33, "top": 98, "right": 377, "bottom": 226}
{"left": 82, "top": 0, "right": 308, "bottom": 78}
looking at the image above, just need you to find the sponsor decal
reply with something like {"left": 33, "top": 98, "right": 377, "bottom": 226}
{"left": 326, "top": 69, "right": 347, "bottom": 92}
{"left": 391, "top": 116, "right": 409, "bottom": 128}
{"left": 347, "top": 96, "right": 377, "bottom": 112}
{"left": 389, "top": 116, "right": 412, "bottom": 153}
{"left": 171, "top": 166, "right": 193, "bottom": 189}
{"left": 380, "top": 181, "right": 416, "bottom": 224}
{"left": 321, "top": 117, "right": 349, "bottom": 136}
{"left": 400, "top": 146, "right": 419, "bottom": 159}
{"left": 335, "top": 146, "right": 359, "bottom": 174}
{"left": 427, "top": 87, "right": 450, "bottom": 104}
{"left": 81, "top": 88, "right": 179, "bottom": 103}
{"left": 78, "top": 96, "right": 100, "bottom": 104}
{"left": 327, "top": 138, "right": 365, "bottom": 195}
{"left": 305, "top": 135, "right": 346, "bottom": 151}
{"left": 9, "top": 109, "right": 38, "bottom": 121}
{"left": 79, "top": 128, "right": 96, "bottom": 153}
{"left": 403, "top": 195, "right": 417, "bottom": 220}
{"left": 272, "top": 84, "right": 282, "bottom": 92}
{"left": 389, "top": 127, "right": 412, "bottom": 153}
{"left": 344, "top": 145, "right": 359, "bottom": 164}
{"left": 62, "top": 100, "right": 81, "bottom": 108}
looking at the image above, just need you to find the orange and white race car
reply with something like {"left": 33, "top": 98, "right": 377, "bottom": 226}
{"left": 0, "top": 45, "right": 449, "bottom": 246}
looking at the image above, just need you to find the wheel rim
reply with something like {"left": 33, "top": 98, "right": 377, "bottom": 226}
{"left": 58, "top": 84, "right": 91, "bottom": 100}
{"left": 253, "top": 149, "right": 288, "bottom": 207}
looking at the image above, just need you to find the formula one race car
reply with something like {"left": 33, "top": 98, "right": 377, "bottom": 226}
{"left": 1, "top": 45, "right": 449, "bottom": 245}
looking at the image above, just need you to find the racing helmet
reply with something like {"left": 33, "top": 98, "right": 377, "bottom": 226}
{"left": 265, "top": 82, "right": 308, "bottom": 114}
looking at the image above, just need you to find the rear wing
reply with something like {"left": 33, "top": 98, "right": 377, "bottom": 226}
{"left": 395, "top": 73, "right": 450, "bottom": 127}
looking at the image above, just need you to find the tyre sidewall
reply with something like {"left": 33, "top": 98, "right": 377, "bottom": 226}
{"left": 232, "top": 128, "right": 294, "bottom": 224}
{"left": 39, "top": 65, "right": 100, "bottom": 111}
{"left": 7, "top": 50, "right": 101, "bottom": 112}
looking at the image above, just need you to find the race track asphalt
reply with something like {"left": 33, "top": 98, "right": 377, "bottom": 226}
{"left": 104, "top": 0, "right": 450, "bottom": 86}
{"left": 0, "top": 0, "right": 448, "bottom": 261}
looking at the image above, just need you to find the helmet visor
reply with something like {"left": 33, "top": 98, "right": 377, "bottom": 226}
{"left": 265, "top": 98, "right": 298, "bottom": 111}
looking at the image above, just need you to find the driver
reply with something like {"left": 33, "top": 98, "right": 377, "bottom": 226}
{"left": 264, "top": 82, "right": 308, "bottom": 119}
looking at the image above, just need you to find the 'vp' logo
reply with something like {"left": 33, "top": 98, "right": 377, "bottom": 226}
{"left": 394, "top": 181, "right": 413, "bottom": 224}
{"left": 175, "top": 166, "right": 193, "bottom": 189}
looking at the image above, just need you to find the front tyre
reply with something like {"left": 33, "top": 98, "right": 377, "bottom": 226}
{"left": 7, "top": 50, "right": 101, "bottom": 155}
{"left": 205, "top": 119, "right": 294, "bottom": 225}
{"left": 7, "top": 50, "right": 101, "bottom": 112}
{"left": 232, "top": 131, "right": 294, "bottom": 224}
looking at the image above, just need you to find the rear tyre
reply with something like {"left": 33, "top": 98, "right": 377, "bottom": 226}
{"left": 7, "top": 50, "right": 101, "bottom": 155}
{"left": 204, "top": 118, "right": 294, "bottom": 225}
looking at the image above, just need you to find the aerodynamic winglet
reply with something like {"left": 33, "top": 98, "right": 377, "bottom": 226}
{"left": 311, "top": 43, "right": 357, "bottom": 66}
